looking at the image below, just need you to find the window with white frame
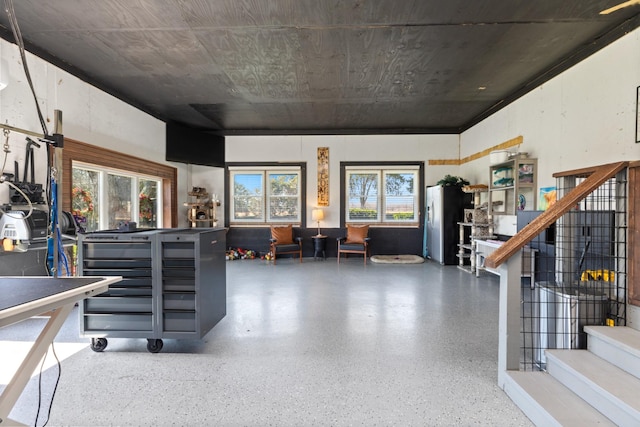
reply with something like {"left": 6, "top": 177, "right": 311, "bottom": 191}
{"left": 229, "top": 166, "right": 302, "bottom": 224}
{"left": 72, "top": 162, "right": 162, "bottom": 232}
{"left": 345, "top": 165, "right": 420, "bottom": 225}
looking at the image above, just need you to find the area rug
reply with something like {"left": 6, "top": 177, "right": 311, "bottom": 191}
{"left": 370, "top": 254, "right": 425, "bottom": 264}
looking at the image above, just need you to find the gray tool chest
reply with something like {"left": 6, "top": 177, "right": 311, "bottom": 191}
{"left": 78, "top": 228, "right": 226, "bottom": 352}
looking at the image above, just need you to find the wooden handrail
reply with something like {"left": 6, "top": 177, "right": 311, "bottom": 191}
{"left": 484, "top": 161, "right": 628, "bottom": 269}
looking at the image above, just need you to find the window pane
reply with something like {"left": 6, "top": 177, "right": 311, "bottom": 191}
{"left": 108, "top": 174, "right": 132, "bottom": 229}
{"left": 139, "top": 179, "right": 158, "bottom": 228}
{"left": 384, "top": 172, "right": 416, "bottom": 221}
{"left": 268, "top": 173, "right": 299, "bottom": 221}
{"left": 72, "top": 168, "right": 100, "bottom": 232}
{"left": 348, "top": 172, "right": 379, "bottom": 221}
{"left": 233, "top": 173, "right": 264, "bottom": 220}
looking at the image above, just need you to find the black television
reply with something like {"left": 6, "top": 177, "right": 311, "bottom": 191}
{"left": 165, "top": 121, "right": 225, "bottom": 167}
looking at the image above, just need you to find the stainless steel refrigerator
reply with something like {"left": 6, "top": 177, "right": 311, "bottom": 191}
{"left": 426, "top": 185, "right": 472, "bottom": 265}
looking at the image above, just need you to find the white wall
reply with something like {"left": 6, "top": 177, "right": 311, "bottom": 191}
{"left": 188, "top": 164, "right": 225, "bottom": 225}
{"left": 0, "top": 38, "right": 184, "bottom": 221}
{"left": 460, "top": 27, "right": 640, "bottom": 188}
{"left": 458, "top": 27, "right": 640, "bottom": 326}
{"left": 225, "top": 134, "right": 461, "bottom": 229}
{"left": 458, "top": 27, "right": 640, "bottom": 235}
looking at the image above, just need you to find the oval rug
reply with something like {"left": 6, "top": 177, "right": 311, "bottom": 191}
{"left": 370, "top": 254, "right": 425, "bottom": 264}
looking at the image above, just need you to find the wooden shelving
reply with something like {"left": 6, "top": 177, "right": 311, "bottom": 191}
{"left": 184, "top": 187, "right": 219, "bottom": 228}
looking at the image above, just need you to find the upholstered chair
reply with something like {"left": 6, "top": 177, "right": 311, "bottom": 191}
{"left": 337, "top": 225, "right": 370, "bottom": 264}
{"left": 270, "top": 225, "right": 303, "bottom": 264}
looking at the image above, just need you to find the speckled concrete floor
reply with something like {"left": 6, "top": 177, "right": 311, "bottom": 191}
{"left": 1, "top": 258, "right": 533, "bottom": 426}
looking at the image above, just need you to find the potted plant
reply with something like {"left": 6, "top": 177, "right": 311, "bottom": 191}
{"left": 436, "top": 175, "right": 469, "bottom": 187}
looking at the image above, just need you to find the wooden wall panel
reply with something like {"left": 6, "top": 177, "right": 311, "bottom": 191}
{"left": 62, "top": 138, "right": 178, "bottom": 228}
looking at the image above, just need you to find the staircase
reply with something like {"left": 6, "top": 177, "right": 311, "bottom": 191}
{"left": 502, "top": 326, "right": 640, "bottom": 426}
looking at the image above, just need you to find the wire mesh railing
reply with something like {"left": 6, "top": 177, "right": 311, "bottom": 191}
{"left": 519, "top": 169, "right": 627, "bottom": 371}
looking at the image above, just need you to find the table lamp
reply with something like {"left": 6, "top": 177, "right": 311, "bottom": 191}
{"left": 312, "top": 208, "right": 324, "bottom": 236}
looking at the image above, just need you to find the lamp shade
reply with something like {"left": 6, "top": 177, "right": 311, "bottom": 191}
{"left": 311, "top": 209, "right": 324, "bottom": 221}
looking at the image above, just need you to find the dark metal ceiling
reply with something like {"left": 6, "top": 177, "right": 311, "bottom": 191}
{"left": 0, "top": 0, "right": 638, "bottom": 135}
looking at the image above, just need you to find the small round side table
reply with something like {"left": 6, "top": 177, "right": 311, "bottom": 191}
{"left": 312, "top": 235, "right": 327, "bottom": 260}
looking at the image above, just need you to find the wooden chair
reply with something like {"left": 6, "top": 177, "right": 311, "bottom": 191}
{"left": 270, "top": 225, "right": 302, "bottom": 264}
{"left": 337, "top": 225, "right": 370, "bottom": 264}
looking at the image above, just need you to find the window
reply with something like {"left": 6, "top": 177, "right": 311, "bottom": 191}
{"left": 62, "top": 138, "right": 177, "bottom": 228}
{"left": 72, "top": 162, "right": 162, "bottom": 232}
{"left": 228, "top": 165, "right": 304, "bottom": 225}
{"left": 343, "top": 163, "right": 421, "bottom": 226}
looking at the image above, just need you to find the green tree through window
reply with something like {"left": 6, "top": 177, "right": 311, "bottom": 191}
{"left": 230, "top": 168, "right": 301, "bottom": 224}
{"left": 345, "top": 166, "right": 419, "bottom": 224}
{"left": 348, "top": 172, "right": 378, "bottom": 220}
{"left": 269, "top": 173, "right": 298, "bottom": 220}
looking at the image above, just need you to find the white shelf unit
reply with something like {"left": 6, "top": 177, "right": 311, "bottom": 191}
{"left": 488, "top": 156, "right": 537, "bottom": 216}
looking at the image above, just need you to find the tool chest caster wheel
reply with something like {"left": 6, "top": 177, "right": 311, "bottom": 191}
{"left": 147, "top": 338, "right": 163, "bottom": 353}
{"left": 90, "top": 338, "right": 108, "bottom": 352}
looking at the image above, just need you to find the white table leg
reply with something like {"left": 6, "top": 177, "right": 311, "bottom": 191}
{"left": 0, "top": 302, "right": 74, "bottom": 425}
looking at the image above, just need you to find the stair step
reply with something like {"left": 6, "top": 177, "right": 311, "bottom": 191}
{"left": 504, "top": 371, "right": 614, "bottom": 426}
{"left": 546, "top": 349, "right": 640, "bottom": 427}
{"left": 585, "top": 326, "right": 640, "bottom": 379}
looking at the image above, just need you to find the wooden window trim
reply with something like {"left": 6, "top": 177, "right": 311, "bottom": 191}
{"left": 62, "top": 138, "right": 177, "bottom": 227}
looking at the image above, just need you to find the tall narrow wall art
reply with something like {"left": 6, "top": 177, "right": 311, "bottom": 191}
{"left": 317, "top": 147, "right": 329, "bottom": 206}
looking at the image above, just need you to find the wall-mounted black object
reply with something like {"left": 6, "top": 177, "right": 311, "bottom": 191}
{"left": 165, "top": 121, "right": 225, "bottom": 167}
{"left": 10, "top": 138, "right": 45, "bottom": 204}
